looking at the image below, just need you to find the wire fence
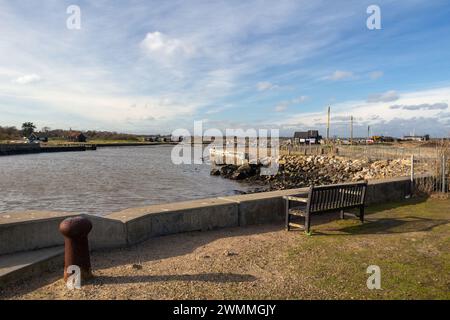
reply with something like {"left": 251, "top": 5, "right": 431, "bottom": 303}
{"left": 280, "top": 142, "right": 450, "bottom": 195}
{"left": 413, "top": 155, "right": 449, "bottom": 194}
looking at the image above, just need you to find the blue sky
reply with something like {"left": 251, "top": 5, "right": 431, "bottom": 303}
{"left": 0, "top": 0, "right": 450, "bottom": 137}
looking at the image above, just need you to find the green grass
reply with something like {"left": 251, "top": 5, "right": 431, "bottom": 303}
{"left": 46, "top": 138, "right": 139, "bottom": 144}
{"left": 285, "top": 197, "right": 450, "bottom": 299}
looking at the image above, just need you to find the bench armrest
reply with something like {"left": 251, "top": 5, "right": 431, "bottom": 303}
{"left": 283, "top": 196, "right": 308, "bottom": 203}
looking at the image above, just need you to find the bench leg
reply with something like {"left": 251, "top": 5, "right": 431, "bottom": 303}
{"left": 285, "top": 198, "right": 290, "bottom": 231}
{"left": 359, "top": 206, "right": 365, "bottom": 223}
{"left": 340, "top": 209, "right": 344, "bottom": 219}
{"left": 305, "top": 213, "right": 311, "bottom": 235}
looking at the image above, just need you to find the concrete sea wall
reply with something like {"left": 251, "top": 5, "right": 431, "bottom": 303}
{"left": 0, "top": 176, "right": 412, "bottom": 256}
{"left": 0, "top": 143, "right": 41, "bottom": 155}
{"left": 0, "top": 143, "right": 94, "bottom": 156}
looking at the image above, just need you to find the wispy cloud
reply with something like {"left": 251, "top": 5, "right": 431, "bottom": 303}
{"left": 257, "top": 81, "right": 278, "bottom": 91}
{"left": 13, "top": 74, "right": 41, "bottom": 85}
{"left": 390, "top": 102, "right": 448, "bottom": 110}
{"left": 322, "top": 70, "right": 354, "bottom": 81}
{"left": 367, "top": 90, "right": 399, "bottom": 103}
{"left": 0, "top": 0, "right": 449, "bottom": 136}
{"left": 274, "top": 95, "right": 308, "bottom": 112}
{"left": 141, "top": 32, "right": 195, "bottom": 58}
{"left": 369, "top": 71, "right": 384, "bottom": 80}
{"left": 278, "top": 86, "right": 450, "bottom": 137}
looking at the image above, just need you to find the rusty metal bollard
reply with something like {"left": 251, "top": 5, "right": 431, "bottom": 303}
{"left": 59, "top": 216, "right": 93, "bottom": 282}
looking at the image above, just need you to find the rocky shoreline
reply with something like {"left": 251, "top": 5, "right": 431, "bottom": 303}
{"left": 211, "top": 154, "right": 414, "bottom": 192}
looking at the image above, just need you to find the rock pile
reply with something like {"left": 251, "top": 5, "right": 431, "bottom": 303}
{"left": 211, "top": 155, "right": 414, "bottom": 191}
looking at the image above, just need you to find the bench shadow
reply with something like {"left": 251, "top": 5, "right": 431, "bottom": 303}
{"left": 0, "top": 269, "right": 61, "bottom": 300}
{"left": 335, "top": 216, "right": 449, "bottom": 235}
{"left": 292, "top": 197, "right": 447, "bottom": 236}
{"left": 91, "top": 273, "right": 256, "bottom": 285}
{"left": 364, "top": 196, "right": 429, "bottom": 216}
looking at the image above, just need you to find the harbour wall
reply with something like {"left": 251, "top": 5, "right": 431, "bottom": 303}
{"left": 0, "top": 142, "right": 183, "bottom": 156}
{"left": 0, "top": 143, "right": 95, "bottom": 156}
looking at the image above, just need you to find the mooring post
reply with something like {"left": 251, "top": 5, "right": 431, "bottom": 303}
{"left": 59, "top": 216, "right": 93, "bottom": 282}
{"left": 410, "top": 154, "right": 415, "bottom": 195}
{"left": 442, "top": 155, "right": 446, "bottom": 193}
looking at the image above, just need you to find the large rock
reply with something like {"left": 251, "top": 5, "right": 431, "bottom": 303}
{"left": 220, "top": 164, "right": 238, "bottom": 178}
{"left": 230, "top": 163, "right": 256, "bottom": 180}
{"left": 212, "top": 153, "right": 418, "bottom": 191}
{"left": 210, "top": 168, "right": 221, "bottom": 176}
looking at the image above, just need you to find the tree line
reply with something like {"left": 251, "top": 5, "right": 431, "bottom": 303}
{"left": 0, "top": 123, "right": 141, "bottom": 141}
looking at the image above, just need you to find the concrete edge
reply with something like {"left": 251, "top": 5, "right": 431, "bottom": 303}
{"left": 0, "top": 247, "right": 64, "bottom": 290}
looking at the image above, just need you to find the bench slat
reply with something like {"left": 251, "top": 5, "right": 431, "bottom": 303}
{"left": 284, "top": 196, "right": 308, "bottom": 202}
{"left": 288, "top": 222, "right": 304, "bottom": 229}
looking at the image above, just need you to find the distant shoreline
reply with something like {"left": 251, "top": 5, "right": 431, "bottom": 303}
{"left": 0, "top": 141, "right": 214, "bottom": 156}
{"left": 0, "top": 141, "right": 178, "bottom": 156}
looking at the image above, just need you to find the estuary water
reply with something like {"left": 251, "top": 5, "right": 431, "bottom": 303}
{"left": 0, "top": 145, "right": 251, "bottom": 215}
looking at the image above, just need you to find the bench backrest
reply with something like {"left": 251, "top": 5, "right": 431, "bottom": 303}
{"left": 307, "top": 181, "right": 367, "bottom": 213}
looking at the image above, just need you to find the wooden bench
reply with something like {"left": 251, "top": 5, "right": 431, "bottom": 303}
{"left": 283, "top": 181, "right": 368, "bottom": 234}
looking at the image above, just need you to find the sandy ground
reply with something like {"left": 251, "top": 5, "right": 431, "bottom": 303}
{"left": 1, "top": 198, "right": 449, "bottom": 300}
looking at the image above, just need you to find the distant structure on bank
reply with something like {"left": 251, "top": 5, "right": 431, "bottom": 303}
{"left": 293, "top": 130, "right": 322, "bottom": 144}
{"left": 372, "top": 136, "right": 396, "bottom": 143}
{"left": 403, "top": 135, "right": 430, "bottom": 142}
{"left": 28, "top": 132, "right": 48, "bottom": 143}
{"left": 67, "top": 132, "right": 87, "bottom": 143}
{"left": 143, "top": 134, "right": 177, "bottom": 142}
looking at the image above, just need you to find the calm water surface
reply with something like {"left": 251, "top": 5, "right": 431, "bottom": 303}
{"left": 0, "top": 145, "right": 252, "bottom": 215}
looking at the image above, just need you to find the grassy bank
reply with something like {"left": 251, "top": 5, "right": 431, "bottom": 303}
{"left": 285, "top": 197, "right": 450, "bottom": 299}
{"left": 43, "top": 139, "right": 178, "bottom": 146}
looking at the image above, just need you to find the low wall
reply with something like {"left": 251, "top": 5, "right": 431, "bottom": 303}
{"left": 0, "top": 212, "right": 126, "bottom": 255}
{"left": 0, "top": 143, "right": 94, "bottom": 156}
{"left": 0, "top": 143, "right": 41, "bottom": 155}
{"left": 0, "top": 211, "right": 77, "bottom": 255}
{"left": 0, "top": 176, "right": 412, "bottom": 255}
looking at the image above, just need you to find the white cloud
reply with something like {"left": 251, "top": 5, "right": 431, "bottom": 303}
{"left": 275, "top": 102, "right": 289, "bottom": 112}
{"left": 257, "top": 81, "right": 278, "bottom": 91}
{"left": 367, "top": 90, "right": 399, "bottom": 103}
{"left": 140, "top": 32, "right": 195, "bottom": 57}
{"left": 274, "top": 96, "right": 308, "bottom": 112}
{"left": 292, "top": 96, "right": 308, "bottom": 104}
{"left": 369, "top": 71, "right": 384, "bottom": 80}
{"left": 13, "top": 74, "right": 41, "bottom": 85}
{"left": 390, "top": 102, "right": 448, "bottom": 110}
{"left": 278, "top": 86, "right": 450, "bottom": 137}
{"left": 323, "top": 70, "right": 354, "bottom": 81}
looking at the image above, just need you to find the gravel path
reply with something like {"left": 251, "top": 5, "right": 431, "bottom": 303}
{"left": 0, "top": 223, "right": 330, "bottom": 300}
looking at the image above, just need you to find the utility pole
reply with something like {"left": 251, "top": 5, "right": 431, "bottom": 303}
{"left": 367, "top": 125, "right": 370, "bottom": 140}
{"left": 326, "top": 106, "right": 331, "bottom": 143}
{"left": 350, "top": 116, "right": 354, "bottom": 143}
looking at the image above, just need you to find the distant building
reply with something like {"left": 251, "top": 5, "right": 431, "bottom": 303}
{"left": 372, "top": 136, "right": 396, "bottom": 143}
{"left": 403, "top": 135, "right": 430, "bottom": 142}
{"left": 28, "top": 132, "right": 48, "bottom": 143}
{"left": 159, "top": 135, "right": 173, "bottom": 142}
{"left": 143, "top": 134, "right": 174, "bottom": 142}
{"left": 293, "top": 130, "right": 322, "bottom": 144}
{"left": 143, "top": 135, "right": 160, "bottom": 142}
{"left": 67, "top": 132, "right": 87, "bottom": 143}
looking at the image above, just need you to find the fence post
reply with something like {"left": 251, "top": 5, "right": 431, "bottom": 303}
{"left": 442, "top": 155, "right": 446, "bottom": 193}
{"left": 410, "top": 154, "right": 414, "bottom": 195}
